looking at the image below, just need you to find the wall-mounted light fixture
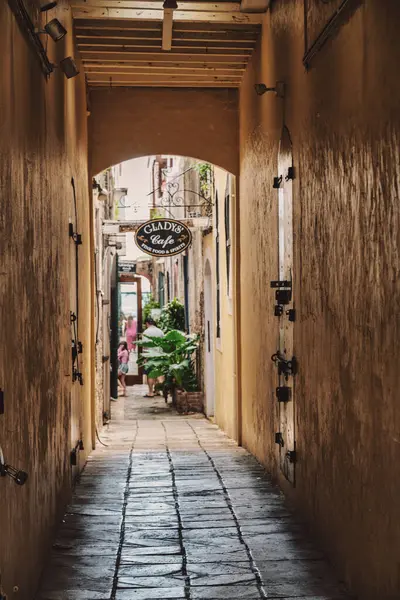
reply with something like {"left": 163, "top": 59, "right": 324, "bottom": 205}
{"left": 60, "top": 57, "right": 80, "bottom": 79}
{"left": 40, "top": 1, "right": 58, "bottom": 11}
{"left": 43, "top": 18, "right": 67, "bottom": 41}
{"left": 254, "top": 81, "right": 285, "bottom": 98}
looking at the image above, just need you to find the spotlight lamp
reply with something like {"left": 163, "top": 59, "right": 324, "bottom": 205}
{"left": 40, "top": 1, "right": 58, "bottom": 11}
{"left": 60, "top": 57, "right": 80, "bottom": 79}
{"left": 44, "top": 18, "right": 67, "bottom": 41}
{"left": 254, "top": 81, "right": 285, "bottom": 98}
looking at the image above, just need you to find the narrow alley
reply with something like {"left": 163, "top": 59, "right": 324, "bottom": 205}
{"left": 37, "top": 389, "right": 350, "bottom": 600}
{"left": 2, "top": 1, "right": 400, "bottom": 599}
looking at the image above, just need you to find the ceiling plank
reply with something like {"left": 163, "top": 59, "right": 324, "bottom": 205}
{"left": 77, "top": 40, "right": 256, "bottom": 49}
{"left": 78, "top": 44, "right": 253, "bottom": 55}
{"left": 72, "top": 7, "right": 263, "bottom": 23}
{"left": 87, "top": 71, "right": 241, "bottom": 79}
{"left": 86, "top": 69, "right": 243, "bottom": 79}
{"left": 88, "top": 81, "right": 240, "bottom": 87}
{"left": 71, "top": 1, "right": 243, "bottom": 13}
{"left": 75, "top": 28, "right": 258, "bottom": 41}
{"left": 83, "top": 60, "right": 246, "bottom": 70}
{"left": 80, "top": 50, "right": 249, "bottom": 62}
{"left": 74, "top": 18, "right": 260, "bottom": 31}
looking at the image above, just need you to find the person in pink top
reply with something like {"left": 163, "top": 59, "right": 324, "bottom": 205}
{"left": 117, "top": 341, "right": 129, "bottom": 396}
{"left": 125, "top": 315, "right": 137, "bottom": 352}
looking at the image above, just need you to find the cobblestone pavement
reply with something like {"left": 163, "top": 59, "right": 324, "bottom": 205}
{"left": 36, "top": 386, "right": 352, "bottom": 600}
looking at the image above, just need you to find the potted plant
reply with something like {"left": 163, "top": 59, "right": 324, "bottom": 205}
{"left": 137, "top": 329, "right": 203, "bottom": 413}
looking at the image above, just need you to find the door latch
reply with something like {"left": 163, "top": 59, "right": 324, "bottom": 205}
{"left": 271, "top": 352, "right": 298, "bottom": 376}
{"left": 273, "top": 175, "right": 282, "bottom": 189}
{"left": 274, "top": 304, "right": 284, "bottom": 317}
{"left": 275, "top": 432, "right": 284, "bottom": 447}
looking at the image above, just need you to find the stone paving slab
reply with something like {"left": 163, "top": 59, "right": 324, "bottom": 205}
{"left": 36, "top": 387, "right": 353, "bottom": 600}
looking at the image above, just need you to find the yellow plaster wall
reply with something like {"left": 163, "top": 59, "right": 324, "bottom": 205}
{"left": 88, "top": 88, "right": 239, "bottom": 176}
{"left": 205, "top": 168, "right": 237, "bottom": 440}
{"left": 239, "top": 1, "right": 400, "bottom": 598}
{"left": 0, "top": 2, "right": 92, "bottom": 597}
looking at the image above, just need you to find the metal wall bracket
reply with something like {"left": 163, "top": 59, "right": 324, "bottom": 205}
{"left": 286, "top": 308, "right": 296, "bottom": 322}
{"left": 286, "top": 450, "right": 297, "bottom": 464}
{"left": 270, "top": 280, "right": 292, "bottom": 288}
{"left": 276, "top": 386, "right": 291, "bottom": 403}
{"left": 273, "top": 175, "right": 282, "bottom": 189}
{"left": 271, "top": 352, "right": 298, "bottom": 377}
{"left": 275, "top": 289, "right": 292, "bottom": 305}
{"left": 285, "top": 166, "right": 295, "bottom": 181}
{"left": 69, "top": 223, "right": 82, "bottom": 245}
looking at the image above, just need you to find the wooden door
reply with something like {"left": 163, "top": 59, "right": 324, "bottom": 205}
{"left": 276, "top": 126, "right": 297, "bottom": 485}
{"left": 124, "top": 277, "right": 143, "bottom": 386}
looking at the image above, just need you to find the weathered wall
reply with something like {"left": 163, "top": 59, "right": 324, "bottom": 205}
{"left": 88, "top": 88, "right": 239, "bottom": 176}
{"left": 0, "top": 2, "right": 92, "bottom": 597}
{"left": 208, "top": 168, "right": 238, "bottom": 440}
{"left": 239, "top": 1, "right": 400, "bottom": 599}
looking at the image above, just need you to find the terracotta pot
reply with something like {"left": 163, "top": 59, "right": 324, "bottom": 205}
{"left": 175, "top": 390, "right": 204, "bottom": 414}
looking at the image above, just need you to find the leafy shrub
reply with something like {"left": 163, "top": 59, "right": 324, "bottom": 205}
{"left": 143, "top": 295, "right": 160, "bottom": 324}
{"left": 137, "top": 329, "right": 199, "bottom": 392}
{"left": 158, "top": 298, "right": 186, "bottom": 332}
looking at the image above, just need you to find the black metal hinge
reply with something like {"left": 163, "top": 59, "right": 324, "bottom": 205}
{"left": 276, "top": 386, "right": 291, "bottom": 403}
{"left": 286, "top": 450, "right": 297, "bottom": 464}
{"left": 69, "top": 223, "right": 82, "bottom": 245}
{"left": 270, "top": 280, "right": 292, "bottom": 288}
{"left": 286, "top": 308, "right": 296, "bottom": 322}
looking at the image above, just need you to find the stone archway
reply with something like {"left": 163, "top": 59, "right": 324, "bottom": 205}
{"left": 88, "top": 88, "right": 239, "bottom": 177}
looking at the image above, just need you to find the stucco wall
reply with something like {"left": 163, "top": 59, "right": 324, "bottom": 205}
{"left": 206, "top": 168, "right": 237, "bottom": 440}
{"left": 0, "top": 2, "right": 92, "bottom": 597}
{"left": 239, "top": 1, "right": 400, "bottom": 598}
{"left": 88, "top": 88, "right": 239, "bottom": 176}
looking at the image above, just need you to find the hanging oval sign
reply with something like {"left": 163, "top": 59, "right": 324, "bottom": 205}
{"left": 135, "top": 218, "right": 192, "bottom": 257}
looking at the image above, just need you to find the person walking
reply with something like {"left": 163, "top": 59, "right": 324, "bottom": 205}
{"left": 142, "top": 318, "right": 164, "bottom": 398}
{"left": 125, "top": 315, "right": 137, "bottom": 352}
{"left": 117, "top": 341, "right": 129, "bottom": 397}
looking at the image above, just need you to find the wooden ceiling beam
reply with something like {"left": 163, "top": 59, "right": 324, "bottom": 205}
{"left": 162, "top": 5, "right": 173, "bottom": 51}
{"left": 75, "top": 30, "right": 257, "bottom": 42}
{"left": 72, "top": 7, "right": 263, "bottom": 23}
{"left": 71, "top": 1, "right": 242, "bottom": 12}
{"left": 83, "top": 60, "right": 246, "bottom": 69}
{"left": 78, "top": 44, "right": 253, "bottom": 55}
{"left": 88, "top": 81, "right": 240, "bottom": 87}
{"left": 87, "top": 76, "right": 241, "bottom": 84}
{"left": 80, "top": 50, "right": 249, "bottom": 62}
{"left": 77, "top": 40, "right": 256, "bottom": 49}
{"left": 85, "top": 68, "right": 243, "bottom": 78}
{"left": 74, "top": 18, "right": 260, "bottom": 32}
{"left": 84, "top": 59, "right": 245, "bottom": 67}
